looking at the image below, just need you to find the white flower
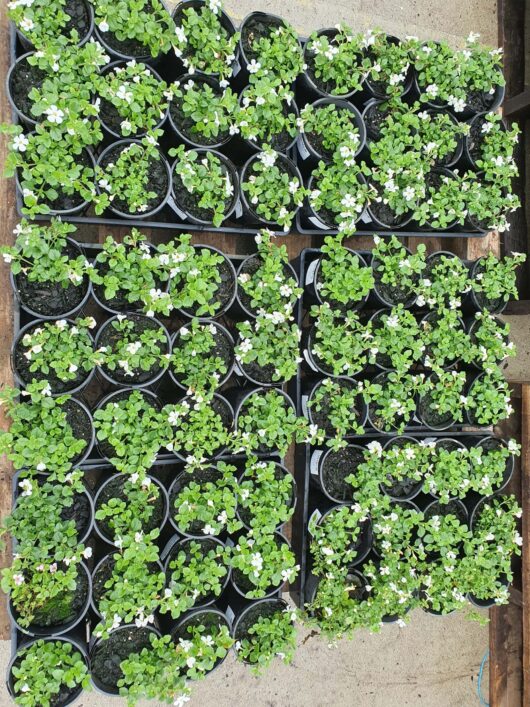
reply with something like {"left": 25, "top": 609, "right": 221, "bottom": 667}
{"left": 397, "top": 619, "right": 407, "bottom": 628}
{"left": 367, "top": 441, "right": 383, "bottom": 457}
{"left": 20, "top": 684, "right": 30, "bottom": 693}
{"left": 19, "top": 479, "right": 33, "bottom": 496}
{"left": 402, "top": 186, "right": 415, "bottom": 201}
{"left": 247, "top": 60, "right": 261, "bottom": 74}
{"left": 45, "top": 105, "right": 65, "bottom": 124}
{"left": 99, "top": 20, "right": 109, "bottom": 32}
{"left": 202, "top": 524, "right": 216, "bottom": 535}
{"left": 116, "top": 85, "right": 133, "bottom": 103}
{"left": 281, "top": 567, "right": 297, "bottom": 583}
{"left": 174, "top": 695, "right": 190, "bottom": 707}
{"left": 386, "top": 314, "right": 400, "bottom": 328}
{"left": 175, "top": 26, "right": 187, "bottom": 44}
{"left": 250, "top": 552, "right": 263, "bottom": 573}
{"left": 82, "top": 547, "right": 93, "bottom": 559}
{"left": 20, "top": 16, "right": 34, "bottom": 32}
{"left": 12, "top": 134, "right": 29, "bottom": 152}
{"left": 2, "top": 253, "right": 13, "bottom": 263}
{"left": 121, "top": 119, "right": 132, "bottom": 133}
{"left": 36, "top": 462, "right": 46, "bottom": 471}
{"left": 425, "top": 84, "right": 439, "bottom": 98}
{"left": 258, "top": 149, "right": 277, "bottom": 168}
{"left": 13, "top": 573, "right": 25, "bottom": 586}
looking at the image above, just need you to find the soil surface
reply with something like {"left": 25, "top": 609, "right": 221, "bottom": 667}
{"left": 466, "top": 88, "right": 497, "bottom": 114}
{"left": 9, "top": 57, "right": 47, "bottom": 118}
{"left": 60, "top": 491, "right": 92, "bottom": 540}
{"left": 63, "top": 399, "right": 92, "bottom": 462}
{"left": 419, "top": 387, "right": 455, "bottom": 429}
{"left": 424, "top": 499, "right": 468, "bottom": 526}
{"left": 364, "top": 102, "right": 392, "bottom": 142}
{"left": 369, "top": 197, "right": 409, "bottom": 229}
{"left": 171, "top": 466, "right": 224, "bottom": 535}
{"left": 241, "top": 15, "right": 283, "bottom": 62}
{"left": 60, "top": 0, "right": 91, "bottom": 39}
{"left": 372, "top": 257, "right": 417, "bottom": 306}
{"left": 320, "top": 446, "right": 363, "bottom": 502}
{"left": 91, "top": 626, "right": 154, "bottom": 691}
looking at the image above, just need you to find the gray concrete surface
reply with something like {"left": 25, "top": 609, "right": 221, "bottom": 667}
{"left": 0, "top": 1, "right": 498, "bottom": 705}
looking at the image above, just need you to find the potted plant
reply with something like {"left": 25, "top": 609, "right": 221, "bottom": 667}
{"left": 93, "top": 388, "right": 164, "bottom": 472}
{"left": 95, "top": 313, "right": 170, "bottom": 387}
{"left": 164, "top": 392, "right": 233, "bottom": 462}
{"left": 13, "top": 317, "right": 97, "bottom": 394}
{"left": 416, "top": 251, "right": 471, "bottom": 310}
{"left": 234, "top": 388, "right": 315, "bottom": 457}
{"left": 7, "top": 638, "right": 90, "bottom": 707}
{"left": 309, "top": 503, "right": 371, "bottom": 574}
{"left": 239, "top": 12, "right": 303, "bottom": 85}
{"left": 371, "top": 496, "right": 422, "bottom": 555}
{"left": 0, "top": 381, "right": 93, "bottom": 476}
{"left": 95, "top": 132, "right": 171, "bottom": 218}
{"left": 94, "top": 472, "right": 168, "bottom": 545}
{"left": 237, "top": 457, "right": 295, "bottom": 533}
{"left": 96, "top": 60, "right": 169, "bottom": 138}
{"left": 466, "top": 176, "right": 520, "bottom": 233}
{"left": 237, "top": 78, "right": 299, "bottom": 152}
{"left": 363, "top": 31, "right": 413, "bottom": 99}
{"left": 7, "top": 52, "right": 47, "bottom": 126}
{"left": 169, "top": 319, "right": 234, "bottom": 393}
{"left": 1, "top": 220, "right": 89, "bottom": 319}
{"left": 468, "top": 312, "right": 516, "bottom": 368}
{"left": 365, "top": 372, "right": 428, "bottom": 434}
{"left": 306, "top": 378, "right": 367, "bottom": 451}
{"left": 233, "top": 599, "right": 298, "bottom": 674}
{"left": 412, "top": 169, "right": 469, "bottom": 231}
{"left": 230, "top": 531, "right": 298, "bottom": 599}
{"left": 307, "top": 303, "right": 371, "bottom": 377}
{"left": 168, "top": 75, "right": 239, "bottom": 148}
{"left": 235, "top": 312, "right": 300, "bottom": 386}
{"left": 306, "top": 237, "right": 373, "bottom": 312}
{"left": 9, "top": 0, "right": 94, "bottom": 48}
{"left": 172, "top": 0, "right": 239, "bottom": 81}
{"left": 169, "top": 608, "right": 234, "bottom": 677}
{"left": 160, "top": 536, "right": 230, "bottom": 619}
{"left": 92, "top": 0, "right": 175, "bottom": 61}
{"left": 240, "top": 147, "right": 305, "bottom": 232}
{"left": 423, "top": 441, "right": 471, "bottom": 501}
{"left": 468, "top": 251, "right": 527, "bottom": 313}
{"left": 369, "top": 304, "right": 424, "bottom": 374}
{"left": 168, "top": 462, "right": 242, "bottom": 537}
{"left": 466, "top": 368, "right": 513, "bottom": 426}
{"left": 311, "top": 444, "right": 367, "bottom": 503}
{"left": 420, "top": 309, "right": 472, "bottom": 370}
{"left": 465, "top": 111, "right": 519, "bottom": 181}
{"left": 418, "top": 370, "right": 467, "bottom": 430}
{"left": 371, "top": 235, "right": 426, "bottom": 307}
{"left": 170, "top": 145, "right": 238, "bottom": 227}
{"left": 471, "top": 436, "right": 519, "bottom": 493}
{"left": 376, "top": 436, "right": 430, "bottom": 501}
{"left": 298, "top": 100, "right": 365, "bottom": 163}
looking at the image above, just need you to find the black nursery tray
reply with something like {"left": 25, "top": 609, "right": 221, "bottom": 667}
{"left": 8, "top": 26, "right": 487, "bottom": 240}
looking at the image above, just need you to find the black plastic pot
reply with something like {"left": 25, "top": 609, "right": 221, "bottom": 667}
{"left": 7, "top": 636, "right": 89, "bottom": 707}
{"left": 90, "top": 625, "right": 160, "bottom": 695}
{"left": 236, "top": 461, "right": 296, "bottom": 531}
{"left": 363, "top": 35, "right": 414, "bottom": 101}
{"left": 94, "top": 473, "right": 169, "bottom": 546}
{"left": 16, "top": 0, "right": 94, "bottom": 52}
{"left": 9, "top": 562, "right": 92, "bottom": 638}
{"left": 234, "top": 253, "right": 299, "bottom": 319}
{"left": 94, "top": 312, "right": 171, "bottom": 388}
{"left": 169, "top": 243, "right": 237, "bottom": 319}
{"left": 301, "top": 173, "right": 369, "bottom": 233}
{"left": 6, "top": 52, "right": 42, "bottom": 126}
{"left": 168, "top": 464, "right": 238, "bottom": 538}
{"left": 365, "top": 197, "right": 413, "bottom": 231}
{"left": 98, "top": 61, "right": 168, "bottom": 140}
{"left": 379, "top": 436, "right": 423, "bottom": 501}
{"left": 93, "top": 387, "right": 162, "bottom": 462}
{"left": 172, "top": 0, "right": 239, "bottom": 79}
{"left": 95, "top": 139, "right": 172, "bottom": 220}
{"left": 10, "top": 240, "right": 92, "bottom": 320}
{"left": 306, "top": 377, "right": 368, "bottom": 439}
{"left": 473, "top": 437, "right": 515, "bottom": 493}
{"left": 299, "top": 27, "right": 364, "bottom": 101}
{"left": 418, "top": 372, "right": 460, "bottom": 432}
{"left": 62, "top": 396, "right": 95, "bottom": 466}
{"left": 304, "top": 567, "right": 368, "bottom": 611}
{"left": 231, "top": 531, "right": 293, "bottom": 600}
{"left": 362, "top": 98, "right": 394, "bottom": 144}
{"left": 170, "top": 607, "right": 231, "bottom": 676}
{"left": 231, "top": 596, "right": 289, "bottom": 664}
{"left": 170, "top": 149, "right": 239, "bottom": 227}
{"left": 371, "top": 243, "right": 417, "bottom": 308}
{"left": 466, "top": 257, "right": 509, "bottom": 314}
{"left": 309, "top": 504, "right": 373, "bottom": 568}
{"left": 239, "top": 151, "right": 303, "bottom": 231}
{"left": 168, "top": 74, "right": 233, "bottom": 149}
{"left": 169, "top": 319, "right": 235, "bottom": 392}
{"left": 304, "top": 248, "right": 370, "bottom": 312}
{"left": 309, "top": 444, "right": 366, "bottom": 504}
{"left": 12, "top": 319, "right": 96, "bottom": 396}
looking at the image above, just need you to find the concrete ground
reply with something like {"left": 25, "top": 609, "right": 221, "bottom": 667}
{"left": 0, "top": 0, "right": 497, "bottom": 705}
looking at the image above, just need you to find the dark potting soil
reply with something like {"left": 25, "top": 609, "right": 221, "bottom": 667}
{"left": 10, "top": 647, "right": 84, "bottom": 707}
{"left": 92, "top": 555, "right": 161, "bottom": 608}
{"left": 241, "top": 16, "right": 283, "bottom": 63}
{"left": 172, "top": 163, "right": 232, "bottom": 223}
{"left": 471, "top": 260, "right": 504, "bottom": 312}
{"left": 372, "top": 258, "right": 416, "bottom": 306}
{"left": 97, "top": 389, "right": 160, "bottom": 459}
{"left": 30, "top": 565, "right": 88, "bottom": 628}
{"left": 95, "top": 475, "right": 165, "bottom": 541}
{"left": 364, "top": 102, "right": 393, "bottom": 142}
{"left": 237, "top": 256, "right": 294, "bottom": 315}
{"left": 9, "top": 57, "right": 47, "bottom": 119}
{"left": 42, "top": 149, "right": 93, "bottom": 212}
{"left": 369, "top": 197, "right": 409, "bottom": 229}
{"left": 63, "top": 399, "right": 92, "bottom": 461}
{"left": 435, "top": 439, "right": 463, "bottom": 454}
{"left": 98, "top": 313, "right": 168, "bottom": 383}
{"left": 419, "top": 389, "right": 454, "bottom": 429}
{"left": 91, "top": 626, "right": 154, "bottom": 691}
{"left": 310, "top": 379, "right": 363, "bottom": 436}
{"left": 14, "top": 326, "right": 91, "bottom": 394}
{"left": 15, "top": 242, "right": 88, "bottom": 317}
{"left": 467, "top": 116, "right": 486, "bottom": 165}
{"left": 425, "top": 499, "right": 467, "bottom": 526}
{"left": 171, "top": 466, "right": 222, "bottom": 535}
{"left": 58, "top": 0, "right": 91, "bottom": 40}
{"left": 466, "top": 88, "right": 497, "bottom": 114}
{"left": 169, "top": 84, "right": 229, "bottom": 147}
{"left": 167, "top": 537, "right": 224, "bottom": 604}
{"left": 100, "top": 145, "right": 168, "bottom": 215}
{"left": 237, "top": 466, "right": 293, "bottom": 527}
{"left": 320, "top": 446, "right": 362, "bottom": 502}
{"left": 240, "top": 359, "right": 276, "bottom": 385}
{"left": 60, "top": 491, "right": 91, "bottom": 540}
{"left": 234, "top": 600, "right": 284, "bottom": 645}
{"left": 252, "top": 100, "right": 295, "bottom": 151}
{"left": 172, "top": 323, "right": 233, "bottom": 386}
{"left": 177, "top": 252, "right": 235, "bottom": 316}
{"left": 100, "top": 30, "right": 151, "bottom": 59}
{"left": 382, "top": 438, "right": 421, "bottom": 498}
{"left": 371, "top": 311, "right": 394, "bottom": 369}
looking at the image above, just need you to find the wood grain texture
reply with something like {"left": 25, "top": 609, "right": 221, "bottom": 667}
{"left": 522, "top": 385, "right": 530, "bottom": 707}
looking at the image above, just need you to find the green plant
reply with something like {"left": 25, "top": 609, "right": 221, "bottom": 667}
{"left": 172, "top": 462, "right": 242, "bottom": 536}
{"left": 18, "top": 317, "right": 96, "bottom": 385}
{"left": 238, "top": 458, "right": 294, "bottom": 533}
{"left": 470, "top": 312, "right": 516, "bottom": 367}
{"left": 244, "top": 18, "right": 303, "bottom": 85}
{"left": 467, "top": 368, "right": 513, "bottom": 426}
{"left": 164, "top": 393, "right": 230, "bottom": 462}
{"left": 100, "top": 315, "right": 167, "bottom": 380}
{"left": 306, "top": 25, "right": 365, "bottom": 96}
{"left": 170, "top": 319, "right": 230, "bottom": 393}
{"left": 160, "top": 540, "right": 229, "bottom": 619}
{"left": 308, "top": 378, "right": 366, "bottom": 450}
{"left": 299, "top": 103, "right": 361, "bottom": 158}
{"left": 305, "top": 569, "right": 369, "bottom": 640}
{"left": 91, "top": 0, "right": 176, "bottom": 57}
{"left": 416, "top": 254, "right": 471, "bottom": 310}
{"left": 0, "top": 381, "right": 87, "bottom": 476}
{"left": 170, "top": 146, "right": 235, "bottom": 227}
{"left": 420, "top": 370, "right": 467, "bottom": 425}
{"left": 367, "top": 440, "right": 431, "bottom": 500}
{"left": 474, "top": 112, "right": 519, "bottom": 187}
{"left": 93, "top": 390, "right": 165, "bottom": 473}
{"left": 310, "top": 303, "right": 372, "bottom": 377}
{"left": 242, "top": 147, "right": 305, "bottom": 231}
{"left": 423, "top": 445, "right": 474, "bottom": 501}
{"left": 93, "top": 532, "right": 165, "bottom": 639}
{"left": 95, "top": 132, "right": 163, "bottom": 215}
{"left": 238, "top": 230, "right": 301, "bottom": 315}
{"left": 235, "top": 313, "right": 300, "bottom": 384}
{"left": 8, "top": 0, "right": 89, "bottom": 47}
{"left": 309, "top": 138, "right": 374, "bottom": 234}
{"left": 370, "top": 304, "right": 424, "bottom": 374}
{"left": 173, "top": 1, "right": 239, "bottom": 81}
{"left": 316, "top": 238, "right": 374, "bottom": 307}
{"left": 170, "top": 78, "right": 239, "bottom": 142}
{"left": 10, "top": 639, "right": 89, "bottom": 707}
{"left": 230, "top": 532, "right": 299, "bottom": 599}
{"left": 97, "top": 60, "right": 169, "bottom": 136}
{"left": 237, "top": 79, "right": 297, "bottom": 148}
{"left": 235, "top": 389, "right": 318, "bottom": 457}
{"left": 309, "top": 504, "right": 370, "bottom": 575}
{"left": 421, "top": 310, "right": 473, "bottom": 369}
{"left": 371, "top": 496, "right": 424, "bottom": 555}
{"left": 174, "top": 619, "right": 234, "bottom": 680}
{"left": 235, "top": 605, "right": 298, "bottom": 674}
{"left": 469, "top": 439, "right": 520, "bottom": 495}
{"left": 95, "top": 473, "right": 161, "bottom": 540}
{"left": 413, "top": 171, "right": 469, "bottom": 229}
{"left": 364, "top": 372, "right": 428, "bottom": 434}
{"left": 471, "top": 252, "right": 527, "bottom": 306}
{"left": 466, "top": 177, "right": 520, "bottom": 232}
{"left": 364, "top": 30, "right": 413, "bottom": 97}
{"left": 371, "top": 235, "right": 426, "bottom": 300}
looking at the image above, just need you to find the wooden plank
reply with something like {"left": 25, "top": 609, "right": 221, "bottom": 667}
{"left": 489, "top": 602, "right": 524, "bottom": 707}
{"left": 522, "top": 384, "right": 530, "bottom": 707}
{"left": 504, "top": 89, "right": 530, "bottom": 120}
{"left": 498, "top": 0, "right": 526, "bottom": 99}
{"left": 467, "top": 230, "right": 501, "bottom": 260}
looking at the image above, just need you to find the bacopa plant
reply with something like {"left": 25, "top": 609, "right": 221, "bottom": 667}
{"left": 170, "top": 319, "right": 231, "bottom": 393}
{"left": 300, "top": 103, "right": 361, "bottom": 160}
{"left": 235, "top": 605, "right": 298, "bottom": 674}
{"left": 316, "top": 237, "right": 374, "bottom": 308}
{"left": 310, "top": 303, "right": 372, "bottom": 377}
{"left": 170, "top": 77, "right": 239, "bottom": 143}
{"left": 305, "top": 25, "right": 366, "bottom": 96}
